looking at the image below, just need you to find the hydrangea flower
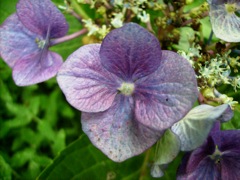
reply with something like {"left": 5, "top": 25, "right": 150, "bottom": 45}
{"left": 177, "top": 121, "right": 240, "bottom": 180}
{"left": 0, "top": 0, "right": 68, "bottom": 86}
{"left": 151, "top": 103, "right": 233, "bottom": 178}
{"left": 208, "top": 0, "right": 240, "bottom": 42}
{"left": 57, "top": 23, "right": 198, "bottom": 162}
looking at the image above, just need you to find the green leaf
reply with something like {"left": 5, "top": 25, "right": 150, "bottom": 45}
{"left": 11, "top": 128, "right": 43, "bottom": 151}
{"left": 38, "top": 135, "right": 151, "bottom": 180}
{"left": 37, "top": 120, "right": 55, "bottom": 141}
{"left": 183, "top": 0, "right": 205, "bottom": 12}
{"left": 27, "top": 161, "right": 41, "bottom": 180}
{"left": 0, "top": 81, "right": 13, "bottom": 103}
{"left": 232, "top": 108, "right": 240, "bottom": 128}
{"left": 11, "top": 148, "right": 35, "bottom": 168}
{"left": 222, "top": 106, "right": 240, "bottom": 130}
{"left": 151, "top": 129, "right": 180, "bottom": 178}
{"left": 172, "top": 27, "right": 195, "bottom": 51}
{"left": 235, "top": 10, "right": 240, "bottom": 17}
{"left": 40, "top": 89, "right": 59, "bottom": 126}
{"left": 28, "top": 96, "right": 41, "bottom": 116}
{"left": 0, "top": 110, "right": 33, "bottom": 138}
{"left": 0, "top": 155, "right": 11, "bottom": 180}
{"left": 51, "top": 129, "right": 66, "bottom": 156}
{"left": 171, "top": 104, "right": 230, "bottom": 151}
{"left": 0, "top": 0, "right": 18, "bottom": 23}
{"left": 199, "top": 16, "right": 218, "bottom": 42}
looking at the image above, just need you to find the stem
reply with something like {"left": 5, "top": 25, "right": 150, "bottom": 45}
{"left": 64, "top": 0, "right": 83, "bottom": 22}
{"left": 181, "top": 11, "right": 208, "bottom": 26}
{"left": 207, "top": 30, "right": 214, "bottom": 45}
{"left": 69, "top": 9, "right": 83, "bottom": 22}
{"left": 232, "top": 49, "right": 240, "bottom": 55}
{"left": 139, "top": 149, "right": 151, "bottom": 180}
{"left": 103, "top": 0, "right": 112, "bottom": 9}
{"left": 198, "top": 92, "right": 205, "bottom": 104}
{"left": 50, "top": 28, "right": 87, "bottom": 46}
{"left": 146, "top": 21, "right": 154, "bottom": 33}
{"left": 71, "top": 0, "right": 90, "bottom": 19}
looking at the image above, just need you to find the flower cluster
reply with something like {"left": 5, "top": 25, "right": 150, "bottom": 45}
{"left": 178, "top": 45, "right": 240, "bottom": 108}
{"left": 82, "top": 19, "right": 110, "bottom": 39}
{"left": 78, "top": 0, "right": 158, "bottom": 39}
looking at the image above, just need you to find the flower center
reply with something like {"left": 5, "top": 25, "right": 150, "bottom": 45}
{"left": 35, "top": 38, "right": 47, "bottom": 49}
{"left": 118, "top": 82, "right": 135, "bottom": 96}
{"left": 225, "top": 3, "right": 237, "bottom": 14}
{"left": 210, "top": 145, "right": 222, "bottom": 164}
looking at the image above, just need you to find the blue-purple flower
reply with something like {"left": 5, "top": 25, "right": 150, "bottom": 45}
{"left": 177, "top": 121, "right": 240, "bottom": 180}
{"left": 57, "top": 23, "right": 198, "bottom": 162}
{"left": 0, "top": 0, "right": 68, "bottom": 86}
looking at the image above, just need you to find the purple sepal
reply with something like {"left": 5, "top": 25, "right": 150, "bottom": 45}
{"left": 100, "top": 23, "right": 162, "bottom": 81}
{"left": 221, "top": 152, "right": 240, "bottom": 179}
{"left": 57, "top": 44, "right": 120, "bottom": 113}
{"left": 81, "top": 95, "right": 163, "bottom": 162}
{"left": 217, "top": 105, "right": 234, "bottom": 122}
{"left": 177, "top": 136, "right": 216, "bottom": 179}
{"left": 16, "top": 0, "right": 68, "bottom": 38}
{"left": 0, "top": 13, "right": 64, "bottom": 86}
{"left": 0, "top": 14, "right": 39, "bottom": 67}
{"left": 212, "top": 128, "right": 240, "bottom": 154}
{"left": 177, "top": 121, "right": 240, "bottom": 180}
{"left": 178, "top": 157, "right": 221, "bottom": 180}
{"left": 134, "top": 50, "right": 198, "bottom": 131}
{"left": 12, "top": 51, "right": 62, "bottom": 86}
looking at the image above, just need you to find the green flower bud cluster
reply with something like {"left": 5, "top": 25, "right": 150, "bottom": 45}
{"left": 202, "top": 88, "right": 238, "bottom": 108}
{"left": 83, "top": 19, "right": 110, "bottom": 39}
{"left": 188, "top": 2, "right": 209, "bottom": 19}
{"left": 179, "top": 46, "right": 240, "bottom": 94}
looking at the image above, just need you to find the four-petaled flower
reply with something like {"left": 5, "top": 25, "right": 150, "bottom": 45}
{"left": 57, "top": 23, "right": 198, "bottom": 162}
{"left": 208, "top": 0, "right": 240, "bottom": 42}
{"left": 177, "top": 121, "right": 240, "bottom": 180}
{"left": 0, "top": 0, "right": 68, "bottom": 86}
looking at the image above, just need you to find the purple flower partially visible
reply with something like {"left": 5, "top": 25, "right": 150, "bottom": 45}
{"left": 57, "top": 23, "right": 198, "bottom": 162}
{"left": 177, "top": 121, "right": 240, "bottom": 180}
{"left": 0, "top": 0, "right": 68, "bottom": 86}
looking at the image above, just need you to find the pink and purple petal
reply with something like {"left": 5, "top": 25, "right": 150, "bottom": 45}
{"left": 81, "top": 95, "right": 163, "bottom": 162}
{"left": 99, "top": 23, "right": 162, "bottom": 81}
{"left": 221, "top": 152, "right": 240, "bottom": 179}
{"left": 177, "top": 157, "right": 221, "bottom": 180}
{"left": 0, "top": 14, "right": 39, "bottom": 67}
{"left": 214, "top": 129, "right": 240, "bottom": 153}
{"left": 177, "top": 136, "right": 220, "bottom": 180}
{"left": 209, "top": 121, "right": 240, "bottom": 153}
{"left": 177, "top": 122, "right": 240, "bottom": 180}
{"left": 57, "top": 44, "right": 120, "bottom": 113}
{"left": 16, "top": 0, "right": 68, "bottom": 38}
{"left": 134, "top": 50, "right": 198, "bottom": 131}
{"left": 12, "top": 50, "right": 63, "bottom": 86}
